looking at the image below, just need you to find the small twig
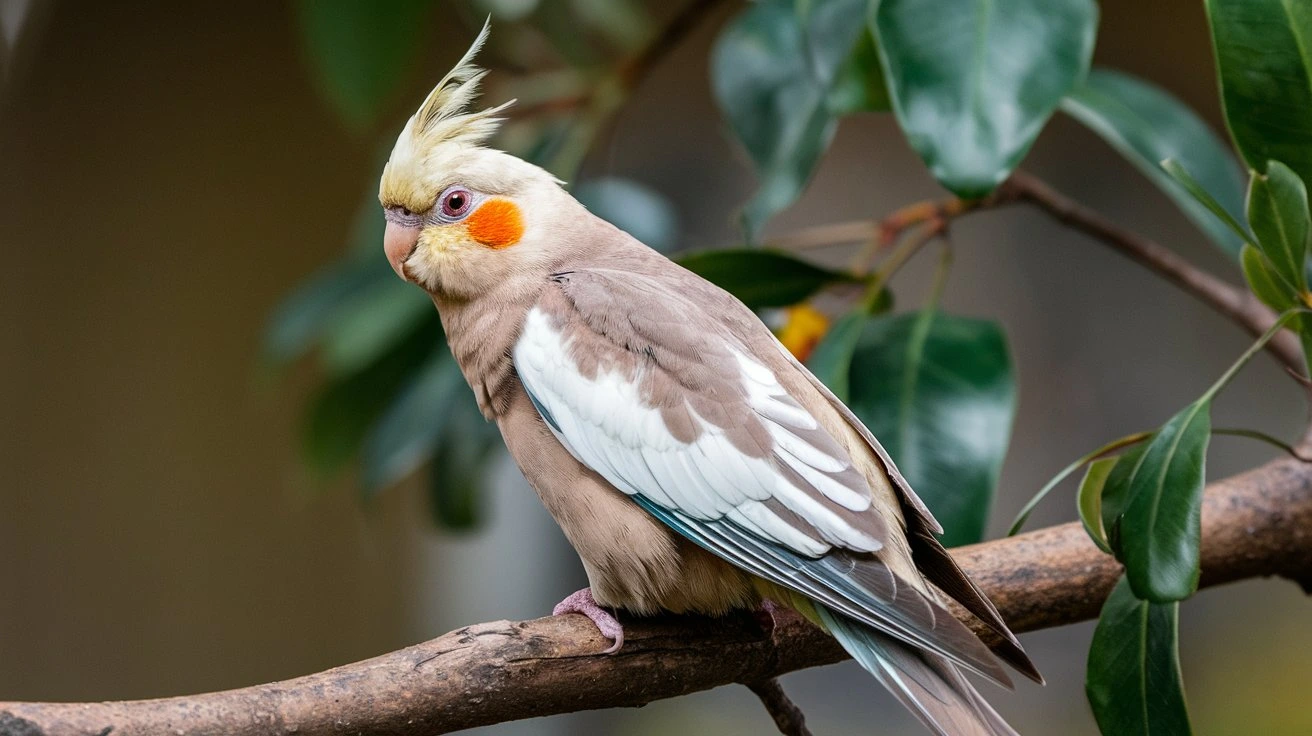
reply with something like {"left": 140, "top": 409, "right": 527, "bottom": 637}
{"left": 511, "top": 0, "right": 729, "bottom": 122}
{"left": 851, "top": 188, "right": 1023, "bottom": 275}
{"left": 747, "top": 678, "right": 814, "bottom": 736}
{"left": 768, "top": 220, "right": 878, "bottom": 251}
{"left": 1003, "top": 171, "right": 1304, "bottom": 375}
{"left": 619, "top": 0, "right": 730, "bottom": 88}
{"left": 529, "top": 0, "right": 730, "bottom": 176}
{"left": 506, "top": 92, "right": 590, "bottom": 120}
{"left": 771, "top": 171, "right": 1303, "bottom": 377}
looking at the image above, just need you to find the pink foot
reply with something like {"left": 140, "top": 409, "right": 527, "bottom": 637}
{"left": 753, "top": 598, "right": 784, "bottom": 635}
{"left": 553, "top": 587, "right": 624, "bottom": 654}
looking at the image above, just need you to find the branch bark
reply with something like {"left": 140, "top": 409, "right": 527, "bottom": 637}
{"left": 4, "top": 456, "right": 1309, "bottom": 736}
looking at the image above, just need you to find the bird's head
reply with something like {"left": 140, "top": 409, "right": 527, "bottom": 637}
{"left": 379, "top": 23, "right": 572, "bottom": 299}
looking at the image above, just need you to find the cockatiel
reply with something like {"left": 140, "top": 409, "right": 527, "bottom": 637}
{"left": 379, "top": 25, "right": 1041, "bottom": 736}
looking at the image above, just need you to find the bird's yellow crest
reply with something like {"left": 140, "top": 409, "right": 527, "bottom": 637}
{"left": 379, "top": 20, "right": 515, "bottom": 213}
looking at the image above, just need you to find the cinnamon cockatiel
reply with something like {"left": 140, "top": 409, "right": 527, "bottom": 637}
{"left": 379, "top": 25, "right": 1041, "bottom": 736}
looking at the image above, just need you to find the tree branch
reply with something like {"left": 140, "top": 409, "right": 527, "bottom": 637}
{"left": 774, "top": 172, "right": 1304, "bottom": 376}
{"left": 1003, "top": 171, "right": 1305, "bottom": 375}
{"left": 747, "top": 678, "right": 814, "bottom": 736}
{"left": 4, "top": 456, "right": 1309, "bottom": 736}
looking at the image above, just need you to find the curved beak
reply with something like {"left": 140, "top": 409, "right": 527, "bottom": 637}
{"left": 384, "top": 221, "right": 422, "bottom": 279}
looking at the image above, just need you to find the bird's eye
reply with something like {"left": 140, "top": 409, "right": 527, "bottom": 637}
{"left": 400, "top": 206, "right": 413, "bottom": 217}
{"left": 441, "top": 187, "right": 473, "bottom": 219}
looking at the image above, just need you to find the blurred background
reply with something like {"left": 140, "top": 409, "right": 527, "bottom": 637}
{"left": 1, "top": 1, "right": 1308, "bottom": 734}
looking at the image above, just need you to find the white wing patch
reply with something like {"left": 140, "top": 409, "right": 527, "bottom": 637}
{"left": 513, "top": 308, "right": 880, "bottom": 557}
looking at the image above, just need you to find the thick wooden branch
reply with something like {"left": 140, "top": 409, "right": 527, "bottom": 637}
{"left": 3, "top": 456, "right": 1309, "bottom": 736}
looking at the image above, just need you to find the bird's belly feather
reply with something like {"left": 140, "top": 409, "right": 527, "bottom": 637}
{"left": 497, "top": 387, "right": 756, "bottom": 616}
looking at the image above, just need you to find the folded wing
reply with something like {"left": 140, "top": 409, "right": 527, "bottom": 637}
{"left": 513, "top": 268, "right": 1013, "bottom": 685}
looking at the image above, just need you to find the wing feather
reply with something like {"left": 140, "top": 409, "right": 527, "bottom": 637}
{"left": 512, "top": 271, "right": 1015, "bottom": 685}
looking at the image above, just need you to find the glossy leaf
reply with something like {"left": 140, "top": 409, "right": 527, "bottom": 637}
{"left": 575, "top": 177, "right": 680, "bottom": 253}
{"left": 847, "top": 312, "right": 1015, "bottom": 546}
{"left": 1241, "top": 244, "right": 1298, "bottom": 311}
{"left": 1008, "top": 431, "right": 1152, "bottom": 537}
{"left": 711, "top": 0, "right": 869, "bottom": 239}
{"left": 1110, "top": 400, "right": 1212, "bottom": 602}
{"left": 1247, "top": 160, "right": 1311, "bottom": 292}
{"left": 806, "top": 311, "right": 868, "bottom": 402}
{"left": 1077, "top": 456, "right": 1118, "bottom": 554}
{"left": 1100, "top": 442, "right": 1144, "bottom": 557}
{"left": 1087, "top": 576, "right": 1193, "bottom": 736}
{"left": 676, "top": 250, "right": 858, "bottom": 310}
{"left": 302, "top": 319, "right": 442, "bottom": 477}
{"left": 360, "top": 355, "right": 465, "bottom": 494}
{"left": 871, "top": 0, "right": 1098, "bottom": 196}
{"left": 429, "top": 387, "right": 503, "bottom": 529}
{"left": 1160, "top": 159, "right": 1254, "bottom": 245}
{"left": 294, "top": 0, "right": 432, "bottom": 131}
{"left": 1062, "top": 68, "right": 1246, "bottom": 258}
{"left": 1206, "top": 0, "right": 1312, "bottom": 187}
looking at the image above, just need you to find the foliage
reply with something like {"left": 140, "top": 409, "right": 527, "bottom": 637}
{"left": 271, "top": 1, "right": 1312, "bottom": 731}
{"left": 842, "top": 311, "right": 1015, "bottom": 547}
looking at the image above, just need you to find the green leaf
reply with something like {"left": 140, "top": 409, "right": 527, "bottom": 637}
{"left": 711, "top": 0, "right": 870, "bottom": 240}
{"left": 263, "top": 254, "right": 394, "bottom": 365}
{"left": 676, "top": 249, "right": 858, "bottom": 310}
{"left": 1241, "top": 243, "right": 1298, "bottom": 311}
{"left": 1247, "top": 160, "right": 1311, "bottom": 292}
{"left": 575, "top": 177, "right": 680, "bottom": 253}
{"left": 321, "top": 281, "right": 434, "bottom": 377}
{"left": 1160, "top": 159, "right": 1255, "bottom": 245}
{"left": 1100, "top": 441, "right": 1144, "bottom": 557}
{"left": 360, "top": 355, "right": 465, "bottom": 494}
{"left": 1205, "top": 0, "right": 1312, "bottom": 188}
{"left": 828, "top": 29, "right": 890, "bottom": 114}
{"left": 302, "top": 319, "right": 442, "bottom": 477}
{"left": 871, "top": 0, "right": 1098, "bottom": 196}
{"left": 806, "top": 311, "right": 868, "bottom": 402}
{"left": 428, "top": 387, "right": 502, "bottom": 529}
{"left": 1008, "top": 431, "right": 1152, "bottom": 537}
{"left": 294, "top": 0, "right": 432, "bottom": 131}
{"left": 1077, "top": 456, "right": 1118, "bottom": 555}
{"left": 1086, "top": 576, "right": 1193, "bottom": 736}
{"left": 847, "top": 312, "right": 1015, "bottom": 546}
{"left": 1108, "top": 400, "right": 1212, "bottom": 602}
{"left": 1061, "top": 68, "right": 1247, "bottom": 258}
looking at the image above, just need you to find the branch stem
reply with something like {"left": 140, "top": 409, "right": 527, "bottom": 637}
{"left": 747, "top": 679, "right": 814, "bottom": 736}
{"left": 4, "top": 455, "right": 1308, "bottom": 735}
{"left": 1003, "top": 171, "right": 1305, "bottom": 375}
{"left": 776, "top": 172, "right": 1303, "bottom": 376}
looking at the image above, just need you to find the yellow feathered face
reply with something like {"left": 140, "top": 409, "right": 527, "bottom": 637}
{"left": 381, "top": 170, "right": 525, "bottom": 280}
{"left": 378, "top": 23, "right": 566, "bottom": 299}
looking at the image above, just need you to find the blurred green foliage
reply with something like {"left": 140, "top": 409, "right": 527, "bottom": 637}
{"left": 270, "top": 1, "right": 1312, "bottom": 731}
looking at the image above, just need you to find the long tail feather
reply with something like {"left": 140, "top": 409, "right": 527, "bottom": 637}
{"left": 818, "top": 604, "right": 1020, "bottom": 736}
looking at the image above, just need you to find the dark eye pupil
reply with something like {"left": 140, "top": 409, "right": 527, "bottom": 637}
{"left": 448, "top": 193, "right": 465, "bottom": 211}
{"left": 401, "top": 207, "right": 412, "bottom": 216}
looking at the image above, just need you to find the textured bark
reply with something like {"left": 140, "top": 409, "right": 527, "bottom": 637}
{"left": 3, "top": 456, "right": 1309, "bottom": 736}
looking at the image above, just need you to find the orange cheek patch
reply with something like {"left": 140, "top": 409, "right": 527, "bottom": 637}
{"left": 466, "top": 198, "right": 524, "bottom": 249}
